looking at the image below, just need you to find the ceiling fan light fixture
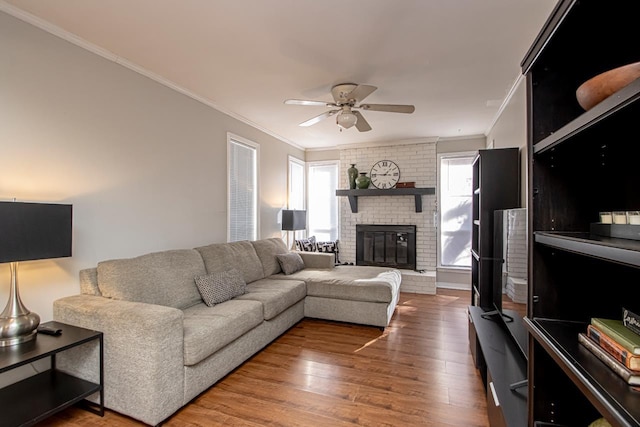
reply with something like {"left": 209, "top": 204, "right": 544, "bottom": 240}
{"left": 337, "top": 111, "right": 358, "bottom": 129}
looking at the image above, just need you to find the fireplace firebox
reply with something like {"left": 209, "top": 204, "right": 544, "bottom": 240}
{"left": 356, "top": 224, "right": 416, "bottom": 270}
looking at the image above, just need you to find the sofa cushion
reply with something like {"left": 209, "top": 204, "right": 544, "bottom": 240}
{"left": 235, "top": 278, "right": 306, "bottom": 320}
{"left": 272, "top": 266, "right": 401, "bottom": 303}
{"left": 195, "top": 241, "right": 264, "bottom": 283}
{"left": 195, "top": 269, "right": 246, "bottom": 307}
{"left": 276, "top": 252, "right": 305, "bottom": 275}
{"left": 182, "top": 300, "right": 263, "bottom": 366}
{"left": 251, "top": 238, "right": 289, "bottom": 277}
{"left": 296, "top": 251, "right": 335, "bottom": 269}
{"left": 97, "top": 249, "right": 206, "bottom": 310}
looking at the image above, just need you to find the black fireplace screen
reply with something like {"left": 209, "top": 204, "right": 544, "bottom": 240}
{"left": 356, "top": 224, "right": 416, "bottom": 270}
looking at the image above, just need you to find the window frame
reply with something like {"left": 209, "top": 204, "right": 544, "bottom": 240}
{"left": 227, "top": 132, "right": 260, "bottom": 242}
{"left": 436, "top": 151, "right": 476, "bottom": 270}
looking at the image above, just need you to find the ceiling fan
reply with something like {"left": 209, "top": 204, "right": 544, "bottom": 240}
{"left": 284, "top": 83, "right": 415, "bottom": 132}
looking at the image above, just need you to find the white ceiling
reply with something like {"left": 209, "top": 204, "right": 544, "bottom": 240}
{"left": 2, "top": 0, "right": 557, "bottom": 150}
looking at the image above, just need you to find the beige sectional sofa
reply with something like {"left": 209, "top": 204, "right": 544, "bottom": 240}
{"left": 53, "top": 237, "right": 401, "bottom": 426}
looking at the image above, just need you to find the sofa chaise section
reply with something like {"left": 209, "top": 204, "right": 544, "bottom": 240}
{"left": 272, "top": 264, "right": 401, "bottom": 327}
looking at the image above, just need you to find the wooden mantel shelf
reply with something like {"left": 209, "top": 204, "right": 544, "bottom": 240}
{"left": 336, "top": 188, "right": 435, "bottom": 213}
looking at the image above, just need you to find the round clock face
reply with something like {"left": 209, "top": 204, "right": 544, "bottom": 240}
{"left": 370, "top": 160, "right": 400, "bottom": 189}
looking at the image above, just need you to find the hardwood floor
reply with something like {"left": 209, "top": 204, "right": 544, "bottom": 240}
{"left": 41, "top": 289, "right": 488, "bottom": 426}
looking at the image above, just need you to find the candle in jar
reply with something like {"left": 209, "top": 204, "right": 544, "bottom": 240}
{"left": 600, "top": 212, "right": 613, "bottom": 224}
{"left": 628, "top": 211, "right": 640, "bottom": 225}
{"left": 613, "top": 211, "right": 627, "bottom": 224}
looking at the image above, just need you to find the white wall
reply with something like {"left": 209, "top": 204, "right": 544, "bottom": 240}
{"left": 486, "top": 77, "right": 528, "bottom": 207}
{"left": 305, "top": 149, "right": 340, "bottom": 162}
{"left": 0, "top": 11, "right": 303, "bottom": 322}
{"left": 436, "top": 135, "right": 486, "bottom": 154}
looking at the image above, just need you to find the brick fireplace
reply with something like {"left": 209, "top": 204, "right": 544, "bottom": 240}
{"left": 339, "top": 141, "right": 437, "bottom": 294}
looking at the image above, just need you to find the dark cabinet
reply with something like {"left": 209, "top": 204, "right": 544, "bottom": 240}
{"left": 523, "top": 1, "right": 640, "bottom": 426}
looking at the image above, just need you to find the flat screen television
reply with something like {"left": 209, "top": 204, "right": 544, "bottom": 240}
{"left": 492, "top": 208, "right": 528, "bottom": 359}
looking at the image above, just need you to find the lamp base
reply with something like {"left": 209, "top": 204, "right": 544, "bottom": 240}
{"left": 0, "top": 262, "right": 40, "bottom": 347}
{"left": 0, "top": 312, "right": 40, "bottom": 347}
{"left": 0, "top": 330, "right": 37, "bottom": 347}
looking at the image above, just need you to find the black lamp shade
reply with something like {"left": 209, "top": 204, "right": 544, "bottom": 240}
{"left": 0, "top": 202, "right": 73, "bottom": 263}
{"left": 282, "top": 210, "right": 306, "bottom": 231}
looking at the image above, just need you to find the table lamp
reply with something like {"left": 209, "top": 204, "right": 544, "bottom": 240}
{"left": 281, "top": 209, "right": 306, "bottom": 249}
{"left": 0, "top": 201, "right": 72, "bottom": 347}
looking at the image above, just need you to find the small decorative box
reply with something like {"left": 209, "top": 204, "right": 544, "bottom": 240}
{"left": 395, "top": 182, "right": 415, "bottom": 188}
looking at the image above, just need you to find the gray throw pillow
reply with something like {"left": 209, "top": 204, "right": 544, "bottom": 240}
{"left": 195, "top": 268, "right": 246, "bottom": 307}
{"left": 276, "top": 252, "right": 305, "bottom": 275}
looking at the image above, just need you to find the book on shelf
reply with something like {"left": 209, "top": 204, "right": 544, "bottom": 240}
{"left": 587, "top": 325, "right": 640, "bottom": 371}
{"left": 591, "top": 318, "right": 640, "bottom": 355}
{"left": 623, "top": 307, "right": 640, "bottom": 336}
{"left": 578, "top": 333, "right": 640, "bottom": 386}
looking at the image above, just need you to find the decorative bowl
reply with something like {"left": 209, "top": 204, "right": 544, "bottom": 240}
{"left": 576, "top": 61, "right": 640, "bottom": 110}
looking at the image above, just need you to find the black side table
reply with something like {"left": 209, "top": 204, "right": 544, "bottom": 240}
{"left": 0, "top": 321, "right": 103, "bottom": 427}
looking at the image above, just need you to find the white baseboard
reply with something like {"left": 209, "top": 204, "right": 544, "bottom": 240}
{"left": 437, "top": 281, "right": 471, "bottom": 291}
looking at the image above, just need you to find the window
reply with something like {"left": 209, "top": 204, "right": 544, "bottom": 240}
{"left": 228, "top": 134, "right": 259, "bottom": 242}
{"left": 438, "top": 153, "right": 474, "bottom": 268}
{"left": 288, "top": 156, "right": 305, "bottom": 211}
{"left": 307, "top": 161, "right": 339, "bottom": 241}
{"left": 286, "top": 156, "right": 306, "bottom": 247}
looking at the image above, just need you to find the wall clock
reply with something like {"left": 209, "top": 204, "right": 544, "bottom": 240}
{"left": 370, "top": 160, "right": 400, "bottom": 189}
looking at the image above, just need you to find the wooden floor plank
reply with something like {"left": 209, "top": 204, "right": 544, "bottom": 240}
{"left": 39, "top": 289, "right": 489, "bottom": 426}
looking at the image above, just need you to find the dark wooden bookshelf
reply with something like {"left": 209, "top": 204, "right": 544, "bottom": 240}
{"left": 468, "top": 148, "right": 520, "bottom": 425}
{"left": 524, "top": 0, "right": 640, "bottom": 425}
{"left": 470, "top": 148, "right": 519, "bottom": 311}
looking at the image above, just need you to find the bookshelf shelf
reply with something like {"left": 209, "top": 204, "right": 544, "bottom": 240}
{"left": 534, "top": 231, "right": 640, "bottom": 268}
{"left": 526, "top": 318, "right": 640, "bottom": 427}
{"left": 532, "top": 79, "right": 640, "bottom": 155}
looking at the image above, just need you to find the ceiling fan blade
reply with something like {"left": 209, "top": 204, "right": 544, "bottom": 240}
{"left": 359, "top": 104, "right": 415, "bottom": 113}
{"left": 299, "top": 110, "right": 339, "bottom": 127}
{"left": 284, "top": 99, "right": 334, "bottom": 107}
{"left": 353, "top": 111, "right": 372, "bottom": 132}
{"left": 345, "top": 85, "right": 377, "bottom": 103}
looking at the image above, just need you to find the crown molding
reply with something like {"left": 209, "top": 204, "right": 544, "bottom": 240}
{"left": 306, "top": 136, "right": 439, "bottom": 152}
{"left": 0, "top": 2, "right": 306, "bottom": 152}
{"left": 437, "top": 134, "right": 486, "bottom": 143}
{"left": 484, "top": 72, "right": 525, "bottom": 136}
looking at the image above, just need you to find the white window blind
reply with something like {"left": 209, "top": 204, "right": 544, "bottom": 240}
{"left": 228, "top": 135, "right": 258, "bottom": 242}
{"left": 308, "top": 162, "right": 339, "bottom": 241}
